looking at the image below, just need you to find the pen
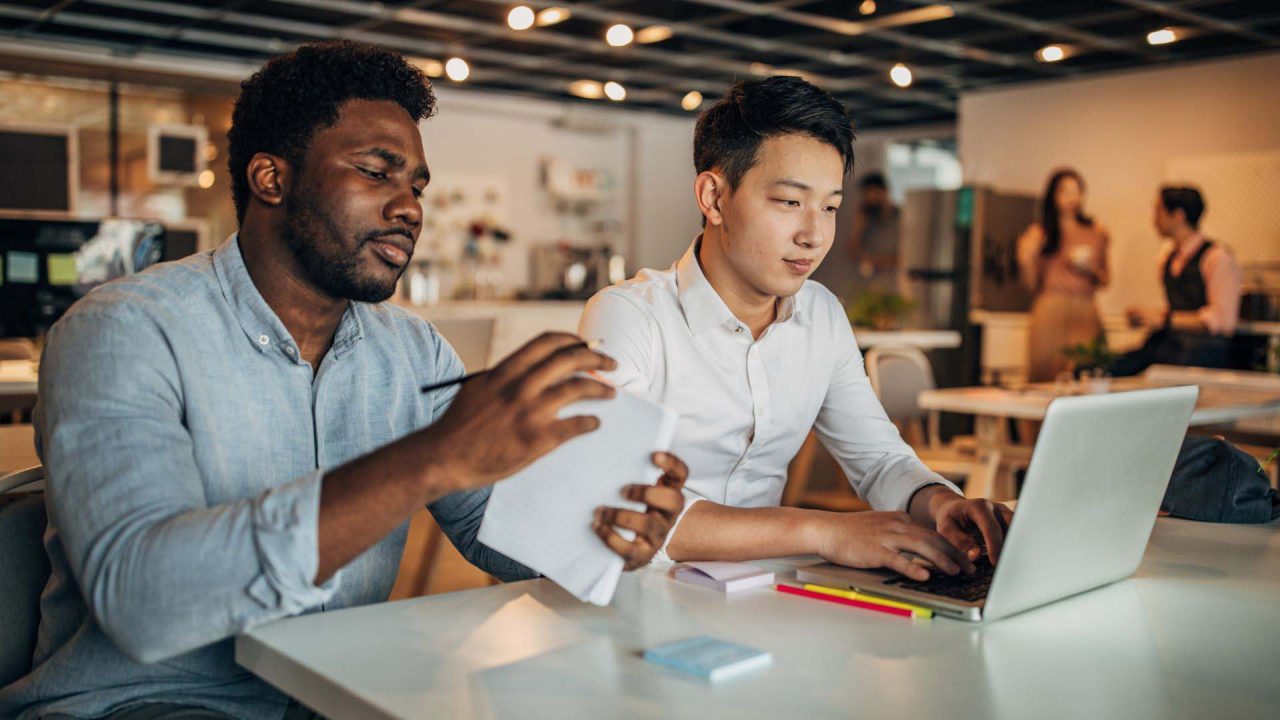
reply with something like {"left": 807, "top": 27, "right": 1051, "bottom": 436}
{"left": 774, "top": 583, "right": 913, "bottom": 619}
{"left": 419, "top": 339, "right": 604, "bottom": 394}
{"left": 802, "top": 584, "right": 934, "bottom": 619}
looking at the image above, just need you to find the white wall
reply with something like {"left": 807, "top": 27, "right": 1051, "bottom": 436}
{"left": 422, "top": 86, "right": 698, "bottom": 289}
{"left": 959, "top": 51, "right": 1280, "bottom": 313}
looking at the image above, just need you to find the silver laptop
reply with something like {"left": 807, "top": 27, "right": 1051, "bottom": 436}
{"left": 797, "top": 386, "right": 1198, "bottom": 622}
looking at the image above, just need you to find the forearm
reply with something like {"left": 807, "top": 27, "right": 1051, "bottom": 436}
{"left": 1168, "top": 309, "right": 1209, "bottom": 334}
{"left": 317, "top": 426, "right": 462, "bottom": 582}
{"left": 664, "top": 502, "right": 828, "bottom": 562}
{"left": 907, "top": 483, "right": 958, "bottom": 527}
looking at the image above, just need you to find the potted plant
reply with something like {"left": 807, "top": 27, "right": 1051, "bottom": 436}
{"left": 846, "top": 290, "right": 916, "bottom": 331}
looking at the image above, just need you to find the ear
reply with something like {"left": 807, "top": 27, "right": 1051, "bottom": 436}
{"left": 246, "top": 152, "right": 290, "bottom": 210}
{"left": 695, "top": 170, "right": 728, "bottom": 227}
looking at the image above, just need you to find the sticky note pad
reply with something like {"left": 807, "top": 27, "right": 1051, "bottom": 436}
{"left": 644, "top": 636, "right": 772, "bottom": 682}
{"left": 6, "top": 251, "right": 38, "bottom": 284}
{"left": 47, "top": 253, "right": 78, "bottom": 286}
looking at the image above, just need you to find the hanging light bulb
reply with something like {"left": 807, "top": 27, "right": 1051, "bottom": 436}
{"left": 889, "top": 63, "right": 912, "bottom": 88}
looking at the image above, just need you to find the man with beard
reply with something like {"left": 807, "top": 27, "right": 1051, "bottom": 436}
{"left": 0, "top": 41, "right": 686, "bottom": 720}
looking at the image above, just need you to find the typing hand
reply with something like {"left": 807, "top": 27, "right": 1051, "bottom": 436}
{"left": 930, "top": 494, "right": 1014, "bottom": 566}
{"left": 593, "top": 452, "right": 688, "bottom": 570}
{"left": 815, "top": 511, "right": 975, "bottom": 582}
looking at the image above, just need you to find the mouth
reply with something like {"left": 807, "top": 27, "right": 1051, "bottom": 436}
{"left": 783, "top": 258, "right": 814, "bottom": 275}
{"left": 367, "top": 235, "right": 414, "bottom": 268}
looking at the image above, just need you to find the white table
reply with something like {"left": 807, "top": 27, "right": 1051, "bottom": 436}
{"left": 238, "top": 516, "right": 1280, "bottom": 720}
{"left": 918, "top": 365, "right": 1280, "bottom": 499}
{"left": 853, "top": 328, "right": 961, "bottom": 350}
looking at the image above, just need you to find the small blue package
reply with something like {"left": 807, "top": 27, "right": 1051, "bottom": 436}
{"left": 643, "top": 636, "right": 772, "bottom": 682}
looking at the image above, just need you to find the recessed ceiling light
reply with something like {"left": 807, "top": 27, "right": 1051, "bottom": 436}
{"left": 507, "top": 6, "right": 535, "bottom": 31}
{"left": 569, "top": 79, "right": 604, "bottom": 99}
{"left": 859, "top": 0, "right": 876, "bottom": 15}
{"left": 681, "top": 90, "right": 703, "bottom": 111}
{"left": 536, "top": 7, "right": 570, "bottom": 26}
{"left": 1147, "top": 27, "right": 1178, "bottom": 45}
{"left": 1036, "top": 44, "right": 1066, "bottom": 62}
{"left": 636, "top": 25, "right": 673, "bottom": 44}
{"left": 889, "top": 63, "right": 913, "bottom": 88}
{"left": 604, "top": 81, "right": 626, "bottom": 101}
{"left": 445, "top": 57, "right": 470, "bottom": 82}
{"left": 606, "top": 24, "right": 634, "bottom": 47}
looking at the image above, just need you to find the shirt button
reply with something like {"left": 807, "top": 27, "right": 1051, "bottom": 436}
{"left": 257, "top": 334, "right": 270, "bottom": 346}
{"left": 284, "top": 346, "right": 296, "bottom": 356}
{"left": 734, "top": 326, "right": 744, "bottom": 333}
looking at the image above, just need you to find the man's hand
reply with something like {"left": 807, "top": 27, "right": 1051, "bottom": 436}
{"left": 914, "top": 487, "right": 1014, "bottom": 565}
{"left": 593, "top": 452, "right": 688, "bottom": 570}
{"left": 812, "top": 511, "right": 975, "bottom": 582}
{"left": 1126, "top": 305, "right": 1166, "bottom": 330}
{"left": 421, "top": 332, "right": 618, "bottom": 492}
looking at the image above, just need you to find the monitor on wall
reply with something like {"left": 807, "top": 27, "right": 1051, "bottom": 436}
{"left": 148, "top": 123, "right": 207, "bottom": 186}
{"left": 0, "top": 125, "right": 77, "bottom": 213}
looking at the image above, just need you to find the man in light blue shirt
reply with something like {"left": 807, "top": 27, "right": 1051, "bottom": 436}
{"left": 0, "top": 41, "right": 686, "bottom": 720}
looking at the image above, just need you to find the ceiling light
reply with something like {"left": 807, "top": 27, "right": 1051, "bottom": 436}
{"left": 681, "top": 91, "right": 703, "bottom": 112}
{"left": 536, "top": 7, "right": 570, "bottom": 26}
{"left": 749, "top": 62, "right": 772, "bottom": 75}
{"left": 604, "top": 81, "right": 627, "bottom": 101}
{"left": 197, "top": 169, "right": 215, "bottom": 189}
{"left": 606, "top": 24, "right": 634, "bottom": 47}
{"left": 889, "top": 62, "right": 913, "bottom": 88}
{"left": 1036, "top": 44, "right": 1066, "bottom": 62}
{"left": 445, "top": 57, "right": 470, "bottom": 82}
{"left": 635, "top": 25, "right": 673, "bottom": 44}
{"left": 507, "top": 6, "right": 535, "bottom": 31}
{"left": 859, "top": 0, "right": 876, "bottom": 14}
{"left": 1147, "top": 27, "right": 1178, "bottom": 45}
{"left": 411, "top": 57, "right": 445, "bottom": 77}
{"left": 568, "top": 79, "right": 604, "bottom": 100}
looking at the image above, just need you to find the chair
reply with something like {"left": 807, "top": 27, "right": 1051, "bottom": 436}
{"left": 864, "top": 346, "right": 1003, "bottom": 494}
{"left": 0, "top": 465, "right": 49, "bottom": 687}
{"left": 1, "top": 423, "right": 39, "bottom": 475}
{"left": 428, "top": 316, "right": 496, "bottom": 373}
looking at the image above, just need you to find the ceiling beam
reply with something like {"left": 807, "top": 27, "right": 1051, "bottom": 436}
{"left": 894, "top": 0, "right": 1152, "bottom": 58}
{"left": 1111, "top": 0, "right": 1280, "bottom": 45}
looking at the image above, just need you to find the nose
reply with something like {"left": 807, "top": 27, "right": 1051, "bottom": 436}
{"left": 384, "top": 182, "right": 423, "bottom": 234}
{"left": 796, "top": 207, "right": 824, "bottom": 249}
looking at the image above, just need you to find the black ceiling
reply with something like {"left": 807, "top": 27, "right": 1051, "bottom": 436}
{"left": 0, "top": 0, "right": 1277, "bottom": 128}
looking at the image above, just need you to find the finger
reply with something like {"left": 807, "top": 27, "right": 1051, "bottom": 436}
{"left": 593, "top": 514, "right": 654, "bottom": 571}
{"left": 534, "top": 376, "right": 616, "bottom": 419}
{"left": 520, "top": 343, "right": 618, "bottom": 398}
{"left": 488, "top": 332, "right": 587, "bottom": 385}
{"left": 880, "top": 548, "right": 930, "bottom": 582}
{"left": 542, "top": 415, "right": 602, "bottom": 448}
{"left": 651, "top": 452, "right": 689, "bottom": 487}
{"left": 996, "top": 503, "right": 1014, "bottom": 530}
{"left": 621, "top": 484, "right": 684, "bottom": 518}
{"left": 892, "top": 527, "right": 968, "bottom": 576}
{"left": 598, "top": 507, "right": 667, "bottom": 546}
{"left": 937, "top": 521, "right": 983, "bottom": 568}
{"left": 970, "top": 505, "right": 1007, "bottom": 565}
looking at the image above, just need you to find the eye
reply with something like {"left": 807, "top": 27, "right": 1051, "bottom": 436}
{"left": 357, "top": 166, "right": 388, "bottom": 181}
{"left": 775, "top": 198, "right": 801, "bottom": 208}
{"left": 825, "top": 205, "right": 840, "bottom": 214}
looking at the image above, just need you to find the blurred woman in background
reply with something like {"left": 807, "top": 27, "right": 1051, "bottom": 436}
{"left": 1017, "top": 168, "right": 1110, "bottom": 382}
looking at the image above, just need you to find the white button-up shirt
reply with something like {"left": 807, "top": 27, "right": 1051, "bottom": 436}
{"left": 579, "top": 239, "right": 957, "bottom": 560}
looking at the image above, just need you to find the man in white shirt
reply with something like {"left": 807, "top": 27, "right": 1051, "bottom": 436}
{"left": 580, "top": 76, "right": 1012, "bottom": 582}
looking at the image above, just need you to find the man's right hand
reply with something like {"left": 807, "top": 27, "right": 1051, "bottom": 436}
{"left": 812, "top": 511, "right": 975, "bottom": 582}
{"left": 422, "top": 332, "right": 618, "bottom": 491}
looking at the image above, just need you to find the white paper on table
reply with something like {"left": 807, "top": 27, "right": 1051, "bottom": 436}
{"left": 478, "top": 387, "right": 679, "bottom": 606}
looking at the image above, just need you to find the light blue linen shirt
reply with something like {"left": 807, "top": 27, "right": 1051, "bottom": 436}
{"left": 0, "top": 236, "right": 533, "bottom": 720}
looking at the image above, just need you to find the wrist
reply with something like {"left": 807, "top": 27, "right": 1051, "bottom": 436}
{"left": 908, "top": 484, "right": 959, "bottom": 526}
{"left": 801, "top": 510, "right": 839, "bottom": 558}
{"left": 409, "top": 427, "right": 469, "bottom": 498}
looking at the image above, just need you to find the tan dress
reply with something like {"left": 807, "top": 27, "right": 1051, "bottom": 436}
{"left": 1021, "top": 224, "right": 1108, "bottom": 382}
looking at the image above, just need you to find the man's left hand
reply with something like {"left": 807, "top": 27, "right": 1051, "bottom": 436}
{"left": 593, "top": 451, "right": 688, "bottom": 570}
{"left": 913, "top": 486, "right": 1014, "bottom": 565}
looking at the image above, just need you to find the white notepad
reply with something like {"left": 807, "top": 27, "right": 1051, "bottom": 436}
{"left": 478, "top": 387, "right": 679, "bottom": 606}
{"left": 673, "top": 562, "right": 775, "bottom": 594}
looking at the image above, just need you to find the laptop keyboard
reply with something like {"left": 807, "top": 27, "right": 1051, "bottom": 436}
{"left": 883, "top": 551, "right": 995, "bottom": 603}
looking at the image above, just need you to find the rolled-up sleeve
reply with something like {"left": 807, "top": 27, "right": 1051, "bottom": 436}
{"left": 38, "top": 307, "right": 338, "bottom": 664}
{"left": 814, "top": 321, "right": 960, "bottom": 511}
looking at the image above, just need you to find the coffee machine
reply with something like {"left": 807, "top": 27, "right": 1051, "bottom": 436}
{"left": 530, "top": 242, "right": 626, "bottom": 300}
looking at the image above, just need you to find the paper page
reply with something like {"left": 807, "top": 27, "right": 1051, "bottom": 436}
{"left": 479, "top": 388, "right": 679, "bottom": 605}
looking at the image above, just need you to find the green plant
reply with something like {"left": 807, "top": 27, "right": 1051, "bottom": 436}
{"left": 1060, "top": 334, "right": 1118, "bottom": 375}
{"left": 847, "top": 290, "right": 916, "bottom": 330}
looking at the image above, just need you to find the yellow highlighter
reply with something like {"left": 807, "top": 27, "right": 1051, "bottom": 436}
{"left": 802, "top": 584, "right": 934, "bottom": 619}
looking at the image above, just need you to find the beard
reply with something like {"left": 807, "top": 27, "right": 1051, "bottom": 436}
{"left": 280, "top": 189, "right": 408, "bottom": 303}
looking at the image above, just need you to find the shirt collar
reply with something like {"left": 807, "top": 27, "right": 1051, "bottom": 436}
{"left": 212, "top": 234, "right": 365, "bottom": 360}
{"left": 674, "top": 236, "right": 804, "bottom": 336}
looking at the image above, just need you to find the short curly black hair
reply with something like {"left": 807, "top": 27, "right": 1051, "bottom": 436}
{"left": 228, "top": 40, "right": 436, "bottom": 224}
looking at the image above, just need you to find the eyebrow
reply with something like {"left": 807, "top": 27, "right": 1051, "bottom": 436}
{"left": 356, "top": 147, "right": 430, "bottom": 183}
{"left": 772, "top": 179, "right": 842, "bottom": 196}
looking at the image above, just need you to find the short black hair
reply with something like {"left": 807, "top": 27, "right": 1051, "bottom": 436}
{"left": 859, "top": 172, "right": 887, "bottom": 190}
{"left": 694, "top": 75, "right": 855, "bottom": 189}
{"left": 1160, "top": 185, "right": 1206, "bottom": 229}
{"left": 228, "top": 41, "right": 436, "bottom": 224}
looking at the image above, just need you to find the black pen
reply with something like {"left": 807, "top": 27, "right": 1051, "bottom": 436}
{"left": 419, "top": 339, "right": 604, "bottom": 394}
